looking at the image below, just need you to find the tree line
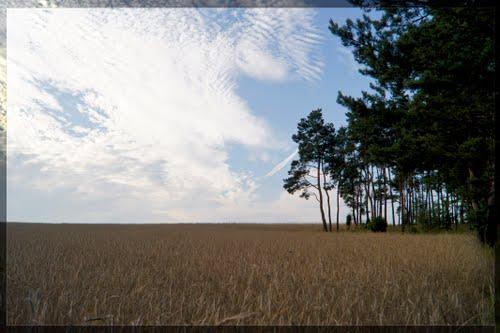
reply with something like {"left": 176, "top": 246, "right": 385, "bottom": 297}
{"left": 284, "top": 3, "right": 495, "bottom": 245}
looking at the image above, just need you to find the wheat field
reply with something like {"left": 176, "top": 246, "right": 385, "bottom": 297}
{"left": 6, "top": 223, "right": 494, "bottom": 325}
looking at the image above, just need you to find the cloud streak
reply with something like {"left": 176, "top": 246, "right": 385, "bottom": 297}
{"left": 264, "top": 149, "right": 298, "bottom": 178}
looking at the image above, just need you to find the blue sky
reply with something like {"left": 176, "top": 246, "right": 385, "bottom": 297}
{"left": 7, "top": 7, "right": 376, "bottom": 223}
{"left": 234, "top": 8, "right": 372, "bottom": 204}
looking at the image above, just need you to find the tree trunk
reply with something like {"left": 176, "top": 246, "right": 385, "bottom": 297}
{"left": 365, "top": 187, "right": 370, "bottom": 225}
{"left": 428, "top": 182, "right": 431, "bottom": 218}
{"left": 430, "top": 187, "right": 435, "bottom": 223}
{"left": 370, "top": 166, "right": 377, "bottom": 218}
{"left": 322, "top": 163, "right": 332, "bottom": 232}
{"left": 437, "top": 183, "right": 442, "bottom": 227}
{"left": 317, "top": 159, "right": 328, "bottom": 232}
{"left": 459, "top": 194, "right": 464, "bottom": 225}
{"left": 485, "top": 177, "right": 496, "bottom": 246}
{"left": 383, "top": 167, "right": 388, "bottom": 222}
{"left": 468, "top": 167, "right": 480, "bottom": 211}
{"left": 364, "top": 167, "right": 372, "bottom": 223}
{"left": 407, "top": 187, "right": 412, "bottom": 225}
{"left": 453, "top": 194, "right": 458, "bottom": 230}
{"left": 357, "top": 188, "right": 361, "bottom": 225}
{"left": 414, "top": 184, "right": 418, "bottom": 223}
{"left": 445, "top": 190, "right": 451, "bottom": 229}
{"left": 389, "top": 169, "right": 396, "bottom": 228}
{"left": 336, "top": 185, "right": 340, "bottom": 232}
{"left": 400, "top": 177, "right": 407, "bottom": 232}
{"left": 378, "top": 168, "right": 383, "bottom": 217}
{"left": 352, "top": 205, "right": 357, "bottom": 226}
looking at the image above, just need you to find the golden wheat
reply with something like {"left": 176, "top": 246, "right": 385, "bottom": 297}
{"left": 6, "top": 223, "right": 494, "bottom": 325}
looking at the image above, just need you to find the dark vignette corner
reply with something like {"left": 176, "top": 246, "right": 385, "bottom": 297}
{"left": 1, "top": 4, "right": 6, "bottom": 330}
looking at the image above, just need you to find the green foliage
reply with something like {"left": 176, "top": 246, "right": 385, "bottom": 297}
{"left": 367, "top": 216, "right": 388, "bottom": 232}
{"left": 408, "top": 223, "right": 424, "bottom": 234}
{"left": 328, "top": 5, "right": 495, "bottom": 245}
{"left": 284, "top": 109, "right": 338, "bottom": 232}
{"left": 283, "top": 109, "right": 331, "bottom": 200}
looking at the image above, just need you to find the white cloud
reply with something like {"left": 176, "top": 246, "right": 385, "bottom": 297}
{"left": 7, "top": 8, "right": 324, "bottom": 222}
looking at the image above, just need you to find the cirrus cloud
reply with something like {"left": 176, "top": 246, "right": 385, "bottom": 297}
{"left": 7, "top": 8, "right": 324, "bottom": 222}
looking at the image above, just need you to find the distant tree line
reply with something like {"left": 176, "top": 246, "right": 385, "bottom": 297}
{"left": 284, "top": 3, "right": 495, "bottom": 245}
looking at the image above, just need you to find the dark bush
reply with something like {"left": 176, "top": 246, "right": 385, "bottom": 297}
{"left": 346, "top": 214, "right": 352, "bottom": 229}
{"left": 468, "top": 206, "right": 496, "bottom": 246}
{"left": 409, "top": 224, "right": 422, "bottom": 234}
{"left": 368, "top": 216, "right": 387, "bottom": 232}
{"left": 415, "top": 211, "right": 439, "bottom": 232}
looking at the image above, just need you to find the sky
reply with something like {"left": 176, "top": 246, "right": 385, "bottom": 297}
{"left": 7, "top": 7, "right": 375, "bottom": 223}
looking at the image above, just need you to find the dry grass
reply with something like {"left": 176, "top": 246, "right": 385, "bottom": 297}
{"left": 6, "top": 223, "right": 494, "bottom": 325}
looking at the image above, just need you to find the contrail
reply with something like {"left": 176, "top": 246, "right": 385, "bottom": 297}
{"left": 264, "top": 149, "right": 298, "bottom": 178}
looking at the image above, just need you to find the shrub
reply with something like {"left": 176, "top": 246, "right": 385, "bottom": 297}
{"left": 409, "top": 224, "right": 422, "bottom": 234}
{"left": 346, "top": 214, "right": 352, "bottom": 229}
{"left": 415, "top": 211, "right": 439, "bottom": 232}
{"left": 368, "top": 216, "right": 387, "bottom": 232}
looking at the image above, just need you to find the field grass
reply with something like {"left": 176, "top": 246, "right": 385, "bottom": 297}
{"left": 6, "top": 223, "right": 495, "bottom": 325}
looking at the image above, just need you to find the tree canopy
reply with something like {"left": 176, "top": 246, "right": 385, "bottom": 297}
{"left": 284, "top": 4, "right": 495, "bottom": 245}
